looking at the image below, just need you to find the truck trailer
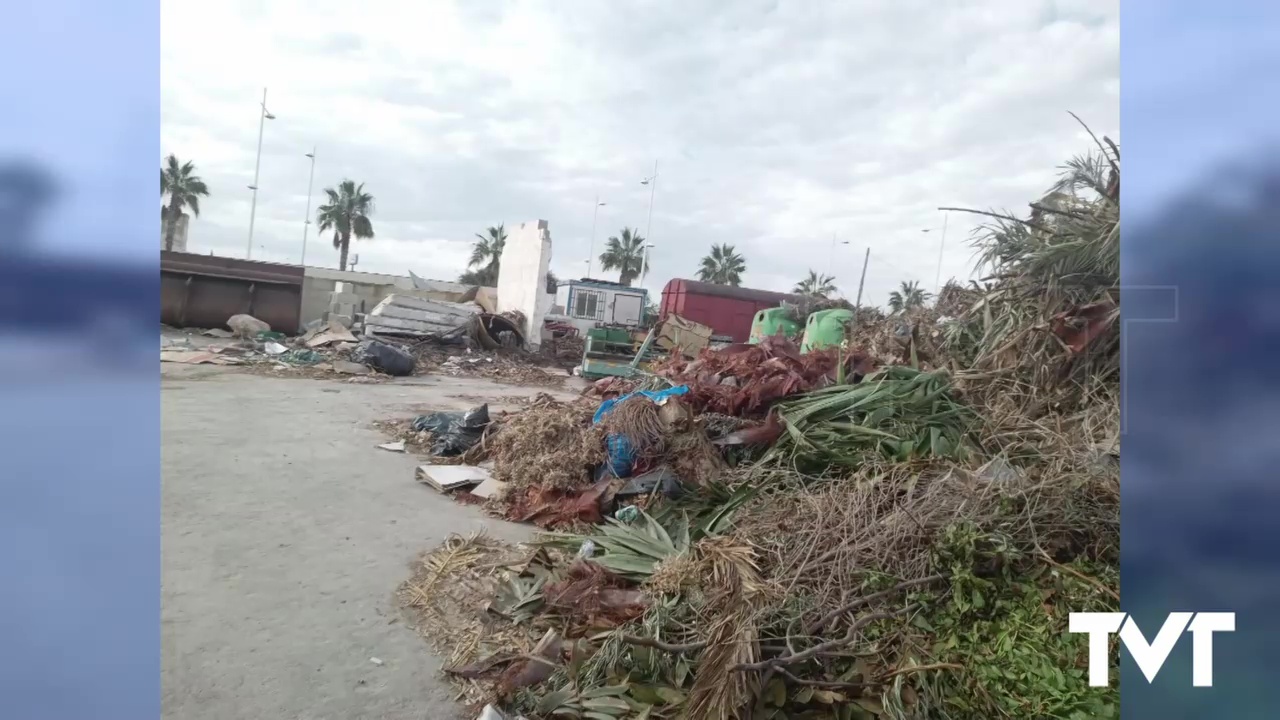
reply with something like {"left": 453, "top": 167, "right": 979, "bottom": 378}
{"left": 658, "top": 279, "right": 803, "bottom": 344}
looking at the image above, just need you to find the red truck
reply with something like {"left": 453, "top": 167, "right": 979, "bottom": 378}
{"left": 658, "top": 278, "right": 802, "bottom": 344}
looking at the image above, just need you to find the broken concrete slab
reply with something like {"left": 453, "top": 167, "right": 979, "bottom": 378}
{"left": 365, "top": 295, "right": 481, "bottom": 339}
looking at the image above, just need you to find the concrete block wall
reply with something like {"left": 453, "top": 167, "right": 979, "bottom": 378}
{"left": 496, "top": 220, "right": 553, "bottom": 349}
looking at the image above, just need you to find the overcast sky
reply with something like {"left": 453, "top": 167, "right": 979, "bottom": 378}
{"left": 160, "top": 0, "right": 1118, "bottom": 308}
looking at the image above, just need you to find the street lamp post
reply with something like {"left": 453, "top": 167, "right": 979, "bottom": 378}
{"left": 300, "top": 147, "right": 316, "bottom": 266}
{"left": 587, "top": 196, "right": 605, "bottom": 278}
{"left": 246, "top": 87, "right": 276, "bottom": 260}
{"left": 641, "top": 242, "right": 655, "bottom": 289}
{"left": 933, "top": 212, "right": 949, "bottom": 292}
{"left": 640, "top": 160, "right": 658, "bottom": 246}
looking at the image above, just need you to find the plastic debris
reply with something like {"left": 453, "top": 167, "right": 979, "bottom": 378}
{"left": 412, "top": 404, "right": 492, "bottom": 456}
{"left": 353, "top": 339, "right": 416, "bottom": 376}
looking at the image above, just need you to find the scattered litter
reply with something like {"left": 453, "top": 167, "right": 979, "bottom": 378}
{"left": 415, "top": 464, "right": 491, "bottom": 493}
{"left": 263, "top": 341, "right": 289, "bottom": 356}
{"left": 369, "top": 657, "right": 384, "bottom": 666}
{"left": 378, "top": 440, "right": 407, "bottom": 453}
{"left": 278, "top": 349, "right": 324, "bottom": 366}
{"left": 201, "top": 328, "right": 234, "bottom": 338}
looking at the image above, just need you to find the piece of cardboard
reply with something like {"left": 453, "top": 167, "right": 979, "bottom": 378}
{"left": 656, "top": 315, "right": 712, "bottom": 357}
{"left": 469, "top": 477, "right": 507, "bottom": 499}
{"left": 306, "top": 320, "right": 359, "bottom": 347}
{"left": 415, "top": 464, "right": 491, "bottom": 492}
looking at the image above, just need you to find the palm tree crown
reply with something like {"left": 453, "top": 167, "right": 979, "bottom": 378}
{"left": 794, "top": 270, "right": 837, "bottom": 298}
{"left": 697, "top": 243, "right": 746, "bottom": 286}
{"left": 461, "top": 224, "right": 507, "bottom": 286}
{"left": 887, "top": 280, "right": 930, "bottom": 313}
{"left": 316, "top": 179, "right": 375, "bottom": 271}
{"left": 160, "top": 154, "right": 209, "bottom": 251}
{"left": 598, "top": 227, "right": 649, "bottom": 286}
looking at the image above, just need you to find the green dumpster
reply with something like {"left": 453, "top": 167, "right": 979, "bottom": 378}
{"left": 748, "top": 307, "right": 802, "bottom": 344}
{"left": 800, "top": 308, "right": 855, "bottom": 353}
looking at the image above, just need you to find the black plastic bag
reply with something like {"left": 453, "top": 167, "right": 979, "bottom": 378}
{"left": 412, "top": 404, "right": 491, "bottom": 456}
{"left": 352, "top": 339, "right": 416, "bottom": 376}
{"left": 617, "top": 466, "right": 682, "bottom": 500}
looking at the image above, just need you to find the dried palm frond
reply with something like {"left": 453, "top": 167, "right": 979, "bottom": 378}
{"left": 684, "top": 538, "right": 773, "bottom": 720}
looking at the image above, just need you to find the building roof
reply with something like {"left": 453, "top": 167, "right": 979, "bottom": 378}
{"left": 567, "top": 278, "right": 648, "bottom": 295}
{"left": 662, "top": 278, "right": 802, "bottom": 304}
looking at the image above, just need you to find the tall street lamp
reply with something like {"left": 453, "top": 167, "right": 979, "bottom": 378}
{"left": 587, "top": 196, "right": 606, "bottom": 278}
{"left": 641, "top": 242, "right": 655, "bottom": 289}
{"left": 300, "top": 147, "right": 316, "bottom": 266}
{"left": 924, "top": 211, "right": 949, "bottom": 292}
{"left": 246, "top": 87, "right": 276, "bottom": 260}
{"left": 640, "top": 160, "right": 658, "bottom": 246}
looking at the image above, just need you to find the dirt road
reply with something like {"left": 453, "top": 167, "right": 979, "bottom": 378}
{"left": 161, "top": 366, "right": 579, "bottom": 719}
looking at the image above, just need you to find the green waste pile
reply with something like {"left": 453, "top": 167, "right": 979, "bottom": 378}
{"left": 399, "top": 135, "right": 1122, "bottom": 720}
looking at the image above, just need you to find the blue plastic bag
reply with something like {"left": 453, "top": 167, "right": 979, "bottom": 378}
{"left": 592, "top": 385, "right": 688, "bottom": 477}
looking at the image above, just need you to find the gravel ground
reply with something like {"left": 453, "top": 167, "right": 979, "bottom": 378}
{"left": 161, "top": 365, "right": 583, "bottom": 719}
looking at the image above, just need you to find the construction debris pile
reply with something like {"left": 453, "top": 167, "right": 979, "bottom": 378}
{"left": 399, "top": 139, "right": 1121, "bottom": 720}
{"left": 161, "top": 296, "right": 566, "bottom": 386}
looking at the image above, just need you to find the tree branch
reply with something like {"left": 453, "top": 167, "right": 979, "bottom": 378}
{"left": 735, "top": 604, "right": 920, "bottom": 672}
{"left": 619, "top": 635, "right": 708, "bottom": 653}
{"left": 805, "top": 575, "right": 946, "bottom": 635}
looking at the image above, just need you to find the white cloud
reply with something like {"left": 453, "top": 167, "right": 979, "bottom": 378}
{"left": 161, "top": 0, "right": 1118, "bottom": 308}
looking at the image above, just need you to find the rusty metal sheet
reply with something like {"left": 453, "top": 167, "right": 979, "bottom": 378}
{"left": 161, "top": 251, "right": 303, "bottom": 332}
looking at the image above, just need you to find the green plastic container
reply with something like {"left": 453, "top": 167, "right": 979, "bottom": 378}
{"left": 748, "top": 307, "right": 802, "bottom": 344}
{"left": 800, "top": 308, "right": 855, "bottom": 353}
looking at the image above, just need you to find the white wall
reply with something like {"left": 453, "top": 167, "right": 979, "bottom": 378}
{"left": 496, "top": 220, "right": 553, "bottom": 348}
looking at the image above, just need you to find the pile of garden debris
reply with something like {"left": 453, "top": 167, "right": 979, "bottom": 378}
{"left": 398, "top": 137, "right": 1122, "bottom": 720}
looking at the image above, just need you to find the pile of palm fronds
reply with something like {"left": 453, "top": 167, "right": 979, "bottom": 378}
{"left": 942, "top": 121, "right": 1120, "bottom": 403}
{"left": 396, "top": 135, "right": 1122, "bottom": 720}
{"left": 770, "top": 365, "right": 975, "bottom": 469}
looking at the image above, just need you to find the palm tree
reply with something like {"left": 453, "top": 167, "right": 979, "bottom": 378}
{"left": 599, "top": 227, "right": 649, "bottom": 286}
{"left": 160, "top": 154, "right": 209, "bottom": 251}
{"left": 316, "top": 179, "right": 375, "bottom": 271}
{"left": 697, "top": 243, "right": 746, "bottom": 286}
{"left": 887, "top": 280, "right": 930, "bottom": 313}
{"left": 467, "top": 224, "right": 507, "bottom": 285}
{"left": 794, "top": 270, "right": 837, "bottom": 297}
